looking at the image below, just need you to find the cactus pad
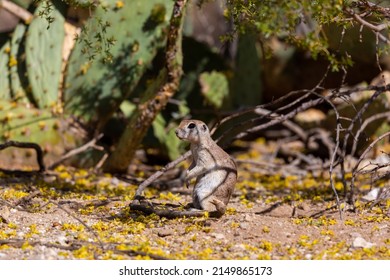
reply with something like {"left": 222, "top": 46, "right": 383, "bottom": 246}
{"left": 64, "top": 0, "right": 174, "bottom": 125}
{"left": 0, "top": 42, "right": 11, "bottom": 99}
{"left": 25, "top": 2, "right": 65, "bottom": 108}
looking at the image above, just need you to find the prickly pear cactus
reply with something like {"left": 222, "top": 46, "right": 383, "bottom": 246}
{"left": 199, "top": 71, "right": 229, "bottom": 108}
{"left": 25, "top": 2, "right": 65, "bottom": 108}
{"left": 9, "top": 23, "right": 28, "bottom": 102}
{"left": 10, "top": 0, "right": 34, "bottom": 9}
{"left": 0, "top": 42, "right": 11, "bottom": 99}
{"left": 0, "top": 100, "right": 80, "bottom": 155}
{"left": 64, "top": 0, "right": 174, "bottom": 125}
{"left": 231, "top": 33, "right": 263, "bottom": 107}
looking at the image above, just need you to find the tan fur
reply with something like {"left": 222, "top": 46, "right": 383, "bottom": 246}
{"left": 175, "top": 120, "right": 237, "bottom": 216}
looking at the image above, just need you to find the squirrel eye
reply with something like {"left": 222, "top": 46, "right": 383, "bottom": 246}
{"left": 187, "top": 123, "right": 196, "bottom": 129}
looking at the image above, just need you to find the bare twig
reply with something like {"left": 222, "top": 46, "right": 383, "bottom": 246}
{"left": 48, "top": 133, "right": 104, "bottom": 170}
{"left": 350, "top": 131, "right": 390, "bottom": 200}
{"left": 13, "top": 190, "right": 41, "bottom": 207}
{"left": 134, "top": 151, "right": 191, "bottom": 198}
{"left": 350, "top": 111, "right": 390, "bottom": 156}
{"left": 348, "top": 8, "right": 390, "bottom": 44}
{"left": 94, "top": 152, "right": 109, "bottom": 171}
{"left": 130, "top": 201, "right": 209, "bottom": 218}
{"left": 0, "top": 0, "right": 33, "bottom": 22}
{"left": 48, "top": 200, "right": 105, "bottom": 251}
{"left": 352, "top": 131, "right": 390, "bottom": 175}
{"left": 340, "top": 87, "right": 389, "bottom": 202}
{"left": 234, "top": 97, "right": 324, "bottom": 140}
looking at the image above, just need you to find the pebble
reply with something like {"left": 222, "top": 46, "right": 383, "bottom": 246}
{"left": 157, "top": 229, "right": 174, "bottom": 237}
{"left": 244, "top": 214, "right": 254, "bottom": 222}
{"left": 298, "top": 202, "right": 310, "bottom": 211}
{"left": 211, "top": 233, "right": 225, "bottom": 239}
{"left": 268, "top": 205, "right": 294, "bottom": 218}
{"left": 239, "top": 222, "right": 249, "bottom": 229}
{"left": 361, "top": 188, "right": 380, "bottom": 202}
{"left": 234, "top": 244, "right": 246, "bottom": 251}
{"left": 305, "top": 253, "right": 312, "bottom": 260}
{"left": 57, "top": 235, "right": 68, "bottom": 246}
{"left": 352, "top": 237, "right": 375, "bottom": 249}
{"left": 0, "top": 205, "right": 10, "bottom": 223}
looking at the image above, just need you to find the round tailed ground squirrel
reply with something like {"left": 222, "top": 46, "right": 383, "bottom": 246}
{"left": 175, "top": 119, "right": 237, "bottom": 217}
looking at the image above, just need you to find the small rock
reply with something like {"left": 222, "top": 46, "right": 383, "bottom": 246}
{"left": 298, "top": 202, "right": 310, "bottom": 212}
{"left": 234, "top": 244, "right": 246, "bottom": 251}
{"left": 352, "top": 237, "right": 375, "bottom": 249}
{"left": 244, "top": 214, "right": 254, "bottom": 222}
{"left": 43, "top": 175, "right": 57, "bottom": 183}
{"left": 361, "top": 188, "right": 380, "bottom": 202}
{"left": 157, "top": 229, "right": 174, "bottom": 237}
{"left": 378, "top": 224, "right": 388, "bottom": 230}
{"left": 211, "top": 233, "right": 225, "bottom": 239}
{"left": 305, "top": 253, "right": 312, "bottom": 260}
{"left": 267, "top": 204, "right": 294, "bottom": 218}
{"left": 57, "top": 235, "right": 68, "bottom": 246}
{"left": 239, "top": 222, "right": 249, "bottom": 229}
{"left": 0, "top": 205, "right": 10, "bottom": 223}
{"left": 0, "top": 253, "right": 7, "bottom": 260}
{"left": 111, "top": 177, "right": 120, "bottom": 186}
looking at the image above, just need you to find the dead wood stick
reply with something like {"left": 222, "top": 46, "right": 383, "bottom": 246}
{"left": 13, "top": 190, "right": 41, "bottom": 207}
{"left": 130, "top": 202, "right": 207, "bottom": 218}
{"left": 352, "top": 131, "right": 390, "bottom": 176}
{"left": 49, "top": 199, "right": 104, "bottom": 250}
{"left": 134, "top": 150, "right": 191, "bottom": 198}
{"left": 0, "top": 0, "right": 32, "bottom": 22}
{"left": 308, "top": 92, "right": 343, "bottom": 219}
{"left": 0, "top": 141, "right": 45, "bottom": 172}
{"left": 350, "top": 111, "right": 390, "bottom": 156}
{"left": 351, "top": 12, "right": 390, "bottom": 43}
{"left": 350, "top": 131, "right": 390, "bottom": 203}
{"left": 233, "top": 97, "right": 324, "bottom": 140}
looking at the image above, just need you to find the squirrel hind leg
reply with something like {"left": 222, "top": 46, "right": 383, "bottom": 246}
{"left": 200, "top": 197, "right": 226, "bottom": 217}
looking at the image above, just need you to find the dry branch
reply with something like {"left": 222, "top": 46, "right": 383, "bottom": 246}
{"left": 48, "top": 133, "right": 104, "bottom": 170}
{"left": 352, "top": 131, "right": 390, "bottom": 177}
{"left": 350, "top": 112, "right": 390, "bottom": 156}
{"left": 0, "top": 0, "right": 33, "bottom": 22}
{"left": 49, "top": 199, "right": 104, "bottom": 250}
{"left": 130, "top": 199, "right": 224, "bottom": 219}
{"left": 134, "top": 150, "right": 191, "bottom": 198}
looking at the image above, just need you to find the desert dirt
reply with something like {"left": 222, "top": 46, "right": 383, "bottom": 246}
{"left": 0, "top": 139, "right": 389, "bottom": 260}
